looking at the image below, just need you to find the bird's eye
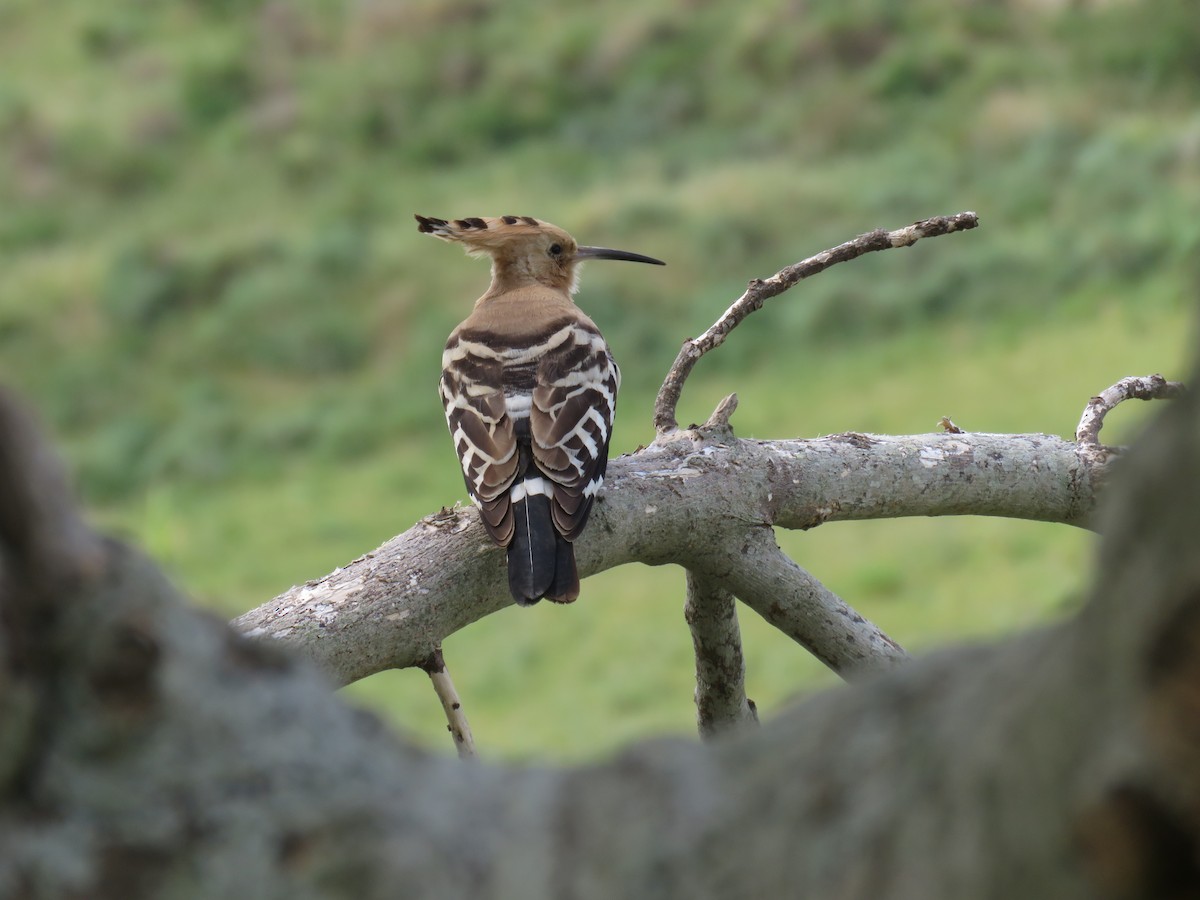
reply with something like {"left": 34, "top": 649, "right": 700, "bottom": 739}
{"left": 548, "top": 243, "right": 563, "bottom": 256}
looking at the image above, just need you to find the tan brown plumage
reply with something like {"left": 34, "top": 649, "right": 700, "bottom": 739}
{"left": 417, "top": 214, "right": 664, "bottom": 604}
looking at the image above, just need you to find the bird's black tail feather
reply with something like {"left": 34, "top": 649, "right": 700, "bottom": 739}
{"left": 547, "top": 532, "right": 580, "bottom": 604}
{"left": 507, "top": 490, "right": 579, "bottom": 605}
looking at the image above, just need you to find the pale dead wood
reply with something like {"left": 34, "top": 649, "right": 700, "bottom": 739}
{"left": 418, "top": 647, "right": 477, "bottom": 760}
{"left": 1076, "top": 374, "right": 1186, "bottom": 446}
{"left": 680, "top": 385, "right": 904, "bottom": 718}
{"left": 236, "top": 430, "right": 1100, "bottom": 688}
{"left": 652, "top": 211, "right": 980, "bottom": 433}
{"left": 700, "top": 526, "right": 909, "bottom": 677}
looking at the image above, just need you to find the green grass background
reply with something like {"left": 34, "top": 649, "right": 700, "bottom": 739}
{"left": 2, "top": 0, "right": 1196, "bottom": 759}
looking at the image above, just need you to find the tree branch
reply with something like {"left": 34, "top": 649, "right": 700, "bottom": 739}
{"left": 684, "top": 571, "right": 758, "bottom": 740}
{"left": 1076, "top": 374, "right": 1186, "bottom": 447}
{"left": 236, "top": 430, "right": 1100, "bottom": 687}
{"left": 418, "top": 648, "right": 477, "bottom": 759}
{"left": 653, "top": 211, "right": 980, "bottom": 433}
{"left": 700, "top": 527, "right": 909, "bottom": 677}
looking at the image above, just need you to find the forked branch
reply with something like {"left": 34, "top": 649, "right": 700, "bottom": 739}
{"left": 699, "top": 526, "right": 910, "bottom": 678}
{"left": 653, "top": 211, "right": 980, "bottom": 433}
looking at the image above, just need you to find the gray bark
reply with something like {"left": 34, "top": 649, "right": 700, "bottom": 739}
{"left": 2, "top": 378, "right": 1198, "bottom": 898}
{"left": 684, "top": 570, "right": 758, "bottom": 738}
{"left": 236, "top": 430, "right": 1097, "bottom": 685}
{"left": 6, "top": 206, "right": 1188, "bottom": 898}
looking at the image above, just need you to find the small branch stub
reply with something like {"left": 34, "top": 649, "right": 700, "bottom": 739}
{"left": 653, "top": 211, "right": 980, "bottom": 434}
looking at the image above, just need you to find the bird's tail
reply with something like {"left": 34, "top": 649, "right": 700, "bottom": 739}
{"left": 507, "top": 486, "right": 580, "bottom": 605}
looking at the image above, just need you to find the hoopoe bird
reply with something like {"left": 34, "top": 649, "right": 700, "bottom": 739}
{"left": 417, "top": 214, "right": 664, "bottom": 605}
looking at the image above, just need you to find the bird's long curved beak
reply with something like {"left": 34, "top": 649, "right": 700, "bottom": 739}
{"left": 576, "top": 246, "right": 666, "bottom": 266}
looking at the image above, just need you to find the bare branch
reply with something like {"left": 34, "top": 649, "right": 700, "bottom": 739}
{"left": 236, "top": 431, "right": 1100, "bottom": 687}
{"left": 418, "top": 648, "right": 477, "bottom": 760}
{"left": 653, "top": 211, "right": 980, "bottom": 433}
{"left": 701, "top": 528, "right": 909, "bottom": 677}
{"left": 684, "top": 571, "right": 757, "bottom": 740}
{"left": 1076, "top": 374, "right": 1185, "bottom": 446}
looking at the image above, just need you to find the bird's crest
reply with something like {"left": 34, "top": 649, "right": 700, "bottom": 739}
{"left": 414, "top": 215, "right": 566, "bottom": 257}
{"left": 415, "top": 214, "right": 542, "bottom": 236}
{"left": 415, "top": 213, "right": 663, "bottom": 291}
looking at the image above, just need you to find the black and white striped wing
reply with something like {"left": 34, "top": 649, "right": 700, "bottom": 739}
{"left": 439, "top": 349, "right": 520, "bottom": 545}
{"left": 530, "top": 324, "right": 620, "bottom": 540}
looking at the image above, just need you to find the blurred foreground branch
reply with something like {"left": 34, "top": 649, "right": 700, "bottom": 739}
{"left": 3, "top": 362, "right": 1200, "bottom": 897}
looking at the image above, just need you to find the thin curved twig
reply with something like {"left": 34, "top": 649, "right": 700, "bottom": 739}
{"left": 1076, "top": 374, "right": 1185, "bottom": 446}
{"left": 684, "top": 571, "right": 757, "bottom": 740}
{"left": 419, "top": 647, "right": 477, "bottom": 760}
{"left": 653, "top": 211, "right": 980, "bottom": 433}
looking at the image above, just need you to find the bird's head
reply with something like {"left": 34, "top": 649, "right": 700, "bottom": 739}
{"left": 415, "top": 214, "right": 664, "bottom": 293}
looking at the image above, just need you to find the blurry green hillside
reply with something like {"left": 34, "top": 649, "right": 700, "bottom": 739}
{"left": 2, "top": 0, "right": 1198, "bottom": 759}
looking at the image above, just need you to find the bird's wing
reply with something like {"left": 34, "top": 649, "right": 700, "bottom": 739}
{"left": 530, "top": 324, "right": 620, "bottom": 541}
{"left": 440, "top": 349, "right": 519, "bottom": 545}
